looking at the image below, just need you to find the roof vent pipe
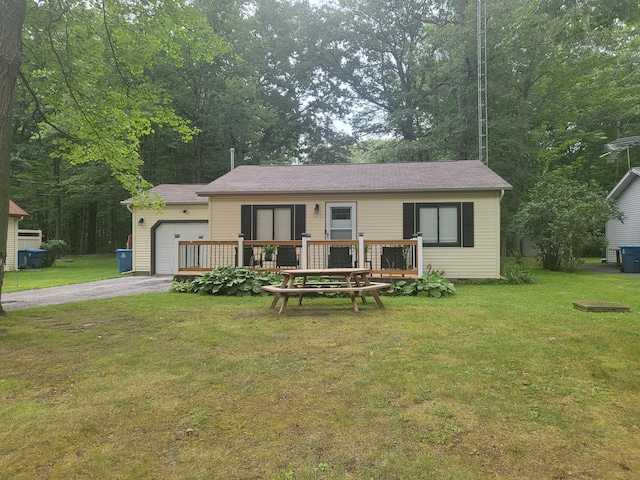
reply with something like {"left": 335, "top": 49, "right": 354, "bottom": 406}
{"left": 230, "top": 148, "right": 235, "bottom": 171}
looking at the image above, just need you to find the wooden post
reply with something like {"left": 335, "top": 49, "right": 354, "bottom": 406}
{"left": 237, "top": 234, "right": 244, "bottom": 267}
{"left": 301, "top": 233, "right": 310, "bottom": 269}
{"left": 416, "top": 233, "right": 423, "bottom": 278}
{"left": 358, "top": 233, "right": 365, "bottom": 269}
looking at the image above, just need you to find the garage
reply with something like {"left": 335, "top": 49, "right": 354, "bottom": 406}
{"left": 121, "top": 184, "right": 210, "bottom": 275}
{"left": 153, "top": 220, "right": 209, "bottom": 274}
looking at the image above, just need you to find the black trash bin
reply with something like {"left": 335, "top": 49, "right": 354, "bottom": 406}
{"left": 619, "top": 244, "right": 640, "bottom": 273}
{"left": 115, "top": 248, "right": 133, "bottom": 273}
{"left": 25, "top": 248, "right": 47, "bottom": 268}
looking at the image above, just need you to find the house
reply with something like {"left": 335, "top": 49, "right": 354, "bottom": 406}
{"left": 194, "top": 160, "right": 512, "bottom": 279}
{"left": 6, "top": 200, "right": 29, "bottom": 271}
{"left": 123, "top": 161, "right": 512, "bottom": 278}
{"left": 121, "top": 184, "right": 209, "bottom": 275}
{"left": 605, "top": 167, "right": 640, "bottom": 264}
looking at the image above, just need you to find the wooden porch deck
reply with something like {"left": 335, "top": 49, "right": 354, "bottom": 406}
{"left": 176, "top": 235, "right": 424, "bottom": 279}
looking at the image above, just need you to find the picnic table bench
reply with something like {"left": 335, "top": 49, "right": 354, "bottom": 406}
{"left": 262, "top": 268, "right": 390, "bottom": 314}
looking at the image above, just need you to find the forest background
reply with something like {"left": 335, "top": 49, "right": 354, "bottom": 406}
{"left": 6, "top": 0, "right": 640, "bottom": 254}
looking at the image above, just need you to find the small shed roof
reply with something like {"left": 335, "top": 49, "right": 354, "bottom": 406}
{"left": 606, "top": 168, "right": 640, "bottom": 201}
{"left": 9, "top": 200, "right": 29, "bottom": 217}
{"left": 197, "top": 160, "right": 512, "bottom": 196}
{"left": 121, "top": 184, "right": 209, "bottom": 205}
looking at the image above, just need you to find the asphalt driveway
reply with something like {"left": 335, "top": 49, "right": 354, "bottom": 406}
{"left": 577, "top": 262, "right": 640, "bottom": 276}
{"left": 1, "top": 276, "right": 173, "bottom": 312}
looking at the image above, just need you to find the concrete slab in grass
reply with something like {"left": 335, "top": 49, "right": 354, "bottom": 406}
{"left": 572, "top": 301, "right": 630, "bottom": 312}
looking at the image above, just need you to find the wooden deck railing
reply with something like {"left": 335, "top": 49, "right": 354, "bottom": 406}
{"left": 178, "top": 234, "right": 424, "bottom": 278}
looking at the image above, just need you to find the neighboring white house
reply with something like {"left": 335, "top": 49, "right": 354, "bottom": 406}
{"left": 605, "top": 167, "right": 640, "bottom": 264}
{"left": 6, "top": 200, "right": 29, "bottom": 271}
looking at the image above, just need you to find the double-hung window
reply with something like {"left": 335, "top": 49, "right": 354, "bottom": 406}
{"left": 403, "top": 202, "right": 474, "bottom": 247}
{"left": 419, "top": 204, "right": 460, "bottom": 245}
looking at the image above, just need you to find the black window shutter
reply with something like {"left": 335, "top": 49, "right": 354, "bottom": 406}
{"left": 241, "top": 205, "right": 252, "bottom": 240}
{"left": 462, "top": 202, "right": 474, "bottom": 247}
{"left": 293, "top": 205, "right": 306, "bottom": 240}
{"left": 403, "top": 203, "right": 415, "bottom": 239}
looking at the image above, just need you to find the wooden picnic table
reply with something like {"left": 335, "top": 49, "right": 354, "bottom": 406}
{"left": 262, "top": 268, "right": 390, "bottom": 314}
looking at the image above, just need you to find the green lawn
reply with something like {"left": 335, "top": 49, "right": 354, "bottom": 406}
{"left": 0, "top": 267, "right": 639, "bottom": 479}
{"left": 2, "top": 254, "right": 120, "bottom": 293}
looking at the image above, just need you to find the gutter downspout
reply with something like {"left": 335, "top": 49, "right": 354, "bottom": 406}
{"left": 125, "top": 203, "right": 136, "bottom": 274}
{"left": 499, "top": 189, "right": 506, "bottom": 277}
{"left": 497, "top": 188, "right": 507, "bottom": 278}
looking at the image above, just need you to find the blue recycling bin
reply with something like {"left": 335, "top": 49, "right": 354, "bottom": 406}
{"left": 24, "top": 248, "right": 47, "bottom": 268}
{"left": 17, "top": 250, "right": 27, "bottom": 269}
{"left": 115, "top": 248, "right": 133, "bottom": 273}
{"left": 619, "top": 245, "right": 640, "bottom": 273}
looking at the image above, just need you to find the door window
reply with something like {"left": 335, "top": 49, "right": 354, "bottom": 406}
{"left": 327, "top": 203, "right": 356, "bottom": 240}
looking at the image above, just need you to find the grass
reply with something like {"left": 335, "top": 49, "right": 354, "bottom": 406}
{"left": 0, "top": 266, "right": 639, "bottom": 479}
{"left": 2, "top": 255, "right": 120, "bottom": 293}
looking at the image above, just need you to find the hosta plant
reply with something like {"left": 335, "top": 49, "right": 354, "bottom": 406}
{"left": 386, "top": 266, "right": 455, "bottom": 298}
{"left": 170, "top": 267, "right": 281, "bottom": 296}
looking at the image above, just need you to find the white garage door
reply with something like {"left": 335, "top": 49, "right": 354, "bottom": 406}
{"left": 154, "top": 222, "right": 209, "bottom": 275}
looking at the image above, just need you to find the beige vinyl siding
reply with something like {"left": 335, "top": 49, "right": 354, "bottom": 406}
{"left": 6, "top": 217, "right": 19, "bottom": 271}
{"left": 209, "top": 191, "right": 503, "bottom": 278}
{"left": 421, "top": 194, "right": 501, "bottom": 278}
{"left": 131, "top": 204, "right": 209, "bottom": 274}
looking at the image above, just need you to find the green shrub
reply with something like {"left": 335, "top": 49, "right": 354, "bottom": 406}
{"left": 386, "top": 265, "right": 455, "bottom": 298}
{"left": 40, "top": 239, "right": 69, "bottom": 267}
{"left": 170, "top": 267, "right": 281, "bottom": 296}
{"left": 501, "top": 263, "right": 535, "bottom": 285}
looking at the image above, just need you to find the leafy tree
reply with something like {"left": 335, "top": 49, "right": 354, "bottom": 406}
{"left": 309, "top": 0, "right": 466, "bottom": 150}
{"left": 10, "top": 0, "right": 232, "bottom": 256}
{"left": 0, "top": 0, "right": 27, "bottom": 316}
{"left": 480, "top": 0, "right": 640, "bottom": 254}
{"left": 18, "top": 0, "right": 212, "bottom": 198}
{"left": 234, "top": 0, "right": 357, "bottom": 164}
{"left": 511, "top": 171, "right": 623, "bottom": 272}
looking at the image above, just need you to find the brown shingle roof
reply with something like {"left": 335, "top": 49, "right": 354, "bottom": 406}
{"left": 197, "top": 161, "right": 512, "bottom": 196}
{"left": 121, "top": 184, "right": 208, "bottom": 205}
{"left": 9, "top": 200, "right": 29, "bottom": 217}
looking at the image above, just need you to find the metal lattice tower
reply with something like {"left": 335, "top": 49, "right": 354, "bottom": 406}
{"left": 477, "top": 0, "right": 488, "bottom": 165}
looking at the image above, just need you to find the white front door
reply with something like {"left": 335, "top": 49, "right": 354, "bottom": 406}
{"left": 326, "top": 202, "right": 356, "bottom": 240}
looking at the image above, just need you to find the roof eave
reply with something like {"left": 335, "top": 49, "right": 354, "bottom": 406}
{"left": 120, "top": 200, "right": 207, "bottom": 206}
{"left": 607, "top": 168, "right": 640, "bottom": 200}
{"left": 197, "top": 186, "right": 513, "bottom": 197}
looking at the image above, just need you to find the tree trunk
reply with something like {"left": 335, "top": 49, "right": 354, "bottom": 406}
{"left": 54, "top": 157, "right": 62, "bottom": 239}
{"left": 0, "top": 0, "right": 27, "bottom": 316}
{"left": 86, "top": 202, "right": 98, "bottom": 254}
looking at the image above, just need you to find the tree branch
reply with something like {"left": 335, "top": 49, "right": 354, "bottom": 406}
{"left": 18, "top": 71, "right": 78, "bottom": 141}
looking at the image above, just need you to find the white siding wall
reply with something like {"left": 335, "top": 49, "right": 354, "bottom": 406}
{"left": 17, "top": 230, "right": 43, "bottom": 250}
{"left": 131, "top": 204, "right": 209, "bottom": 274}
{"left": 606, "top": 175, "right": 640, "bottom": 263}
{"left": 209, "top": 191, "right": 503, "bottom": 279}
{"left": 6, "top": 218, "right": 19, "bottom": 271}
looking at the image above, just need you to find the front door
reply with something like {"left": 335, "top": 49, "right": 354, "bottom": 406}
{"left": 326, "top": 202, "right": 356, "bottom": 240}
